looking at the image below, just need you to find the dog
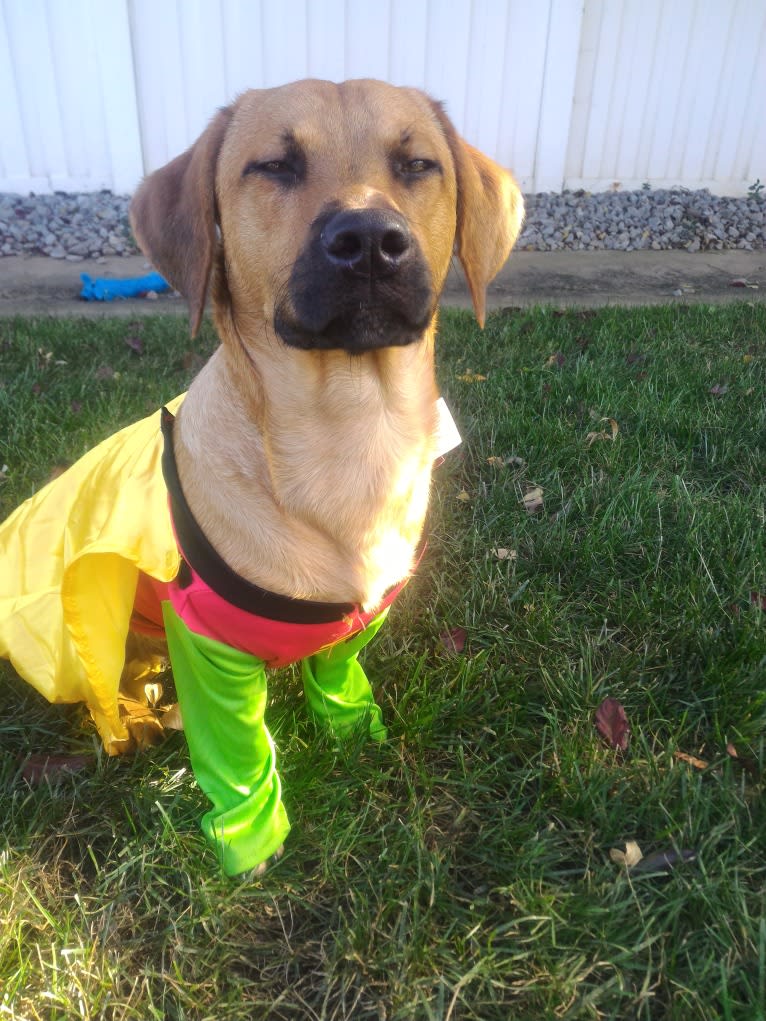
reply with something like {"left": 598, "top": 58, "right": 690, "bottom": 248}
{"left": 0, "top": 79, "right": 523, "bottom": 874}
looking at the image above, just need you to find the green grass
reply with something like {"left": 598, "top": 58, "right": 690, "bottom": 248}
{"left": 1, "top": 304, "right": 765, "bottom": 1021}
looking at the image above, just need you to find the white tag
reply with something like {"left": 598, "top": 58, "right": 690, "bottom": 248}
{"left": 435, "top": 397, "right": 462, "bottom": 457}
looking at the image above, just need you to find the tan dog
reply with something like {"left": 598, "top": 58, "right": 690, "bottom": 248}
{"left": 1, "top": 79, "right": 522, "bottom": 873}
{"left": 130, "top": 78, "right": 522, "bottom": 611}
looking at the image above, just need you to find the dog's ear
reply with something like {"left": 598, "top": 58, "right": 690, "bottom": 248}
{"left": 432, "top": 103, "right": 524, "bottom": 326}
{"left": 130, "top": 106, "right": 233, "bottom": 336}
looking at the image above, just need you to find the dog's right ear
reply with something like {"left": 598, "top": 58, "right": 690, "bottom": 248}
{"left": 130, "top": 107, "right": 233, "bottom": 336}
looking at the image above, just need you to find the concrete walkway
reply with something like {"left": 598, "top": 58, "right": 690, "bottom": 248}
{"left": 0, "top": 250, "right": 764, "bottom": 320}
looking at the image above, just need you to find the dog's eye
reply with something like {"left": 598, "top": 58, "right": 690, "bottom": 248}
{"left": 242, "top": 159, "right": 302, "bottom": 185}
{"left": 394, "top": 158, "right": 441, "bottom": 180}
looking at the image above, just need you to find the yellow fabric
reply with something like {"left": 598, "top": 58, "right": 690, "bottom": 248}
{"left": 0, "top": 395, "right": 185, "bottom": 753}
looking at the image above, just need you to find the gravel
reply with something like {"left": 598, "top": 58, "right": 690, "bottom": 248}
{"left": 1, "top": 187, "right": 765, "bottom": 260}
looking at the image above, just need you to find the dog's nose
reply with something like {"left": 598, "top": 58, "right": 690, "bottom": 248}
{"left": 321, "top": 208, "right": 412, "bottom": 277}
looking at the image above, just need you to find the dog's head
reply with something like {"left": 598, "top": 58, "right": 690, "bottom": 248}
{"left": 130, "top": 79, "right": 523, "bottom": 353}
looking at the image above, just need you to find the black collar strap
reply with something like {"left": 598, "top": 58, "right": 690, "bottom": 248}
{"left": 160, "top": 407, "right": 358, "bottom": 625}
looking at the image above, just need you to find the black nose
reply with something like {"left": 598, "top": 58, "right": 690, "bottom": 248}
{"left": 321, "top": 208, "right": 412, "bottom": 277}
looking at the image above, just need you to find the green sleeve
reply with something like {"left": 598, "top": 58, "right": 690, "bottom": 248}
{"left": 162, "top": 602, "right": 290, "bottom": 876}
{"left": 301, "top": 609, "right": 389, "bottom": 742}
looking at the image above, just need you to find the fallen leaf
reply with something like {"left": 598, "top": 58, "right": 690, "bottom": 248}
{"left": 749, "top": 591, "right": 766, "bottom": 611}
{"left": 20, "top": 753, "right": 91, "bottom": 785}
{"left": 546, "top": 352, "right": 566, "bottom": 368}
{"left": 456, "top": 372, "right": 487, "bottom": 383}
{"left": 709, "top": 383, "right": 728, "bottom": 397}
{"left": 439, "top": 627, "right": 467, "bottom": 655}
{"left": 631, "top": 849, "right": 697, "bottom": 874}
{"left": 586, "top": 418, "right": 619, "bottom": 446}
{"left": 522, "top": 486, "right": 544, "bottom": 514}
{"left": 486, "top": 456, "right": 505, "bottom": 468}
{"left": 162, "top": 704, "right": 184, "bottom": 731}
{"left": 595, "top": 697, "right": 630, "bottom": 751}
{"left": 95, "top": 365, "right": 115, "bottom": 381}
{"left": 492, "top": 547, "right": 517, "bottom": 561}
{"left": 506, "top": 455, "right": 526, "bottom": 469}
{"left": 626, "top": 352, "right": 647, "bottom": 366}
{"left": 609, "top": 840, "right": 643, "bottom": 867}
{"left": 124, "top": 333, "right": 144, "bottom": 355}
{"left": 0, "top": 464, "right": 8, "bottom": 481}
{"left": 673, "top": 750, "right": 708, "bottom": 770}
{"left": 730, "top": 278, "right": 748, "bottom": 287}
{"left": 48, "top": 462, "right": 71, "bottom": 482}
{"left": 456, "top": 489, "right": 471, "bottom": 503}
{"left": 726, "top": 742, "right": 760, "bottom": 779}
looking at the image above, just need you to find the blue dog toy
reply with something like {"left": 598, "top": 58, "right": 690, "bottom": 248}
{"left": 80, "top": 271, "right": 169, "bottom": 301}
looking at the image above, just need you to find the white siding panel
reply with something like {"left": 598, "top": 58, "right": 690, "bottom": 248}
{"left": 389, "top": 0, "right": 428, "bottom": 87}
{"left": 307, "top": 0, "right": 347, "bottom": 81}
{"left": 423, "top": 0, "right": 472, "bottom": 129}
{"left": 345, "top": 0, "right": 391, "bottom": 81}
{"left": 221, "top": 1, "right": 267, "bottom": 97}
{"left": 535, "top": 0, "right": 583, "bottom": 192}
{"left": 0, "top": 3, "right": 37, "bottom": 190}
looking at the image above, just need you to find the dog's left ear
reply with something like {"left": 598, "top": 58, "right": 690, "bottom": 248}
{"left": 431, "top": 103, "right": 524, "bottom": 326}
{"left": 130, "top": 106, "right": 233, "bottom": 336}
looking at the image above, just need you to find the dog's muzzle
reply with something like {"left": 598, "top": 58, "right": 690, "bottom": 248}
{"left": 275, "top": 206, "right": 435, "bottom": 354}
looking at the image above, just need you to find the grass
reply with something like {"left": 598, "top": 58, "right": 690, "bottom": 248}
{"left": 0, "top": 303, "right": 765, "bottom": 1021}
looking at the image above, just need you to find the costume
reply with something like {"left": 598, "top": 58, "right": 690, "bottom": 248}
{"left": 0, "top": 398, "right": 412, "bottom": 874}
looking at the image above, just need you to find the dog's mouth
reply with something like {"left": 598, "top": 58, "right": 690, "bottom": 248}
{"left": 275, "top": 300, "right": 433, "bottom": 354}
{"left": 274, "top": 206, "right": 436, "bottom": 355}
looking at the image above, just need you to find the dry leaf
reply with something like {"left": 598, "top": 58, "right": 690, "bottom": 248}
{"left": 609, "top": 840, "right": 643, "bottom": 867}
{"left": 506, "top": 455, "right": 526, "bottom": 469}
{"left": 749, "top": 591, "right": 766, "bottom": 611}
{"left": 456, "top": 489, "right": 471, "bottom": 503}
{"left": 709, "top": 383, "right": 728, "bottom": 397}
{"left": 492, "top": 548, "right": 517, "bottom": 561}
{"left": 20, "top": 753, "right": 91, "bottom": 785}
{"left": 586, "top": 418, "right": 619, "bottom": 446}
{"left": 546, "top": 352, "right": 566, "bottom": 368}
{"left": 456, "top": 372, "right": 487, "bottom": 383}
{"left": 486, "top": 456, "right": 505, "bottom": 468}
{"left": 162, "top": 704, "right": 184, "bottom": 731}
{"left": 673, "top": 750, "right": 708, "bottom": 770}
{"left": 124, "top": 333, "right": 144, "bottom": 355}
{"left": 439, "top": 627, "right": 467, "bottom": 655}
{"left": 522, "top": 486, "right": 544, "bottom": 514}
{"left": 95, "top": 365, "right": 115, "bottom": 381}
{"left": 595, "top": 697, "right": 630, "bottom": 751}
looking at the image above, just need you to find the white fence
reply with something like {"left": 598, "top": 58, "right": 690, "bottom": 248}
{"left": 1, "top": 0, "right": 764, "bottom": 196}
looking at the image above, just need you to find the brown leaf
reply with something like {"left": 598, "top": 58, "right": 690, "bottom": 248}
{"left": 439, "top": 627, "right": 467, "bottom": 655}
{"left": 546, "top": 352, "right": 566, "bottom": 368}
{"left": 595, "top": 697, "right": 630, "bottom": 751}
{"left": 726, "top": 742, "right": 760, "bottom": 779}
{"left": 486, "top": 456, "right": 505, "bottom": 468}
{"left": 95, "top": 365, "right": 115, "bottom": 381}
{"left": 48, "top": 462, "right": 71, "bottom": 482}
{"left": 709, "top": 383, "right": 728, "bottom": 397}
{"left": 456, "top": 372, "right": 487, "bottom": 383}
{"left": 673, "top": 750, "right": 708, "bottom": 770}
{"left": 20, "top": 753, "right": 91, "bottom": 785}
{"left": 522, "top": 486, "right": 544, "bottom": 514}
{"left": 749, "top": 591, "right": 766, "bottom": 611}
{"left": 609, "top": 840, "right": 643, "bottom": 867}
{"left": 456, "top": 489, "right": 471, "bottom": 503}
{"left": 124, "top": 333, "right": 144, "bottom": 355}
{"left": 586, "top": 418, "right": 619, "bottom": 446}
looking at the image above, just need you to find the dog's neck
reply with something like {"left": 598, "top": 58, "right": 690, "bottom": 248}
{"left": 172, "top": 321, "right": 439, "bottom": 608}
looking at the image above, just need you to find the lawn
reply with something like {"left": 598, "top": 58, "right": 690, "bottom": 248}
{"left": 1, "top": 303, "right": 765, "bottom": 1021}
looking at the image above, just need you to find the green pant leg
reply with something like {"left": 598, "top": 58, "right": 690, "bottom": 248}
{"left": 162, "top": 602, "right": 290, "bottom": 876}
{"left": 301, "top": 609, "right": 389, "bottom": 742}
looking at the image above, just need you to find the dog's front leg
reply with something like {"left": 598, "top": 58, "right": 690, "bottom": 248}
{"left": 301, "top": 611, "right": 389, "bottom": 742}
{"left": 162, "top": 603, "right": 290, "bottom": 876}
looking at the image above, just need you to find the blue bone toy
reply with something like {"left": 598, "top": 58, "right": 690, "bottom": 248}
{"left": 80, "top": 271, "right": 169, "bottom": 301}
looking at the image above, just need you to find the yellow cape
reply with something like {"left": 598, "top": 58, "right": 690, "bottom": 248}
{"left": 0, "top": 395, "right": 185, "bottom": 752}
